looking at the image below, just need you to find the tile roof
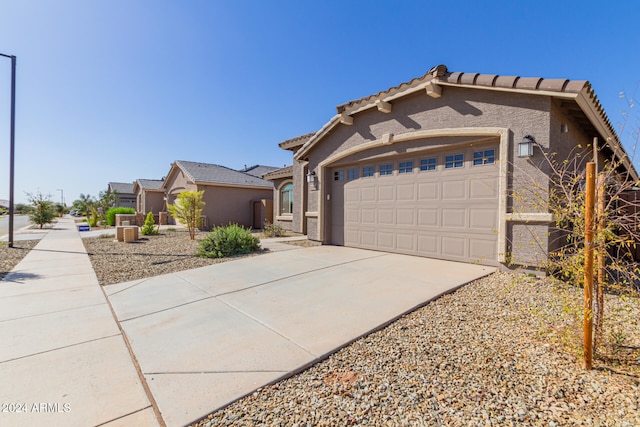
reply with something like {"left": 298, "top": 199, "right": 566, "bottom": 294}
{"left": 174, "top": 160, "right": 273, "bottom": 188}
{"left": 238, "top": 165, "right": 281, "bottom": 178}
{"left": 108, "top": 182, "right": 135, "bottom": 194}
{"left": 262, "top": 165, "right": 293, "bottom": 180}
{"left": 136, "top": 179, "right": 164, "bottom": 191}
{"left": 296, "top": 64, "right": 636, "bottom": 180}
{"left": 278, "top": 132, "right": 315, "bottom": 151}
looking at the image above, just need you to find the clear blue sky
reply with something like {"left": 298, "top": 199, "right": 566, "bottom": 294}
{"left": 0, "top": 0, "right": 639, "bottom": 205}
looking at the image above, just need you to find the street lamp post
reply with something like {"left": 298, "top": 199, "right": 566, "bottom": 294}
{"left": 0, "top": 53, "right": 16, "bottom": 248}
{"left": 56, "top": 188, "right": 64, "bottom": 207}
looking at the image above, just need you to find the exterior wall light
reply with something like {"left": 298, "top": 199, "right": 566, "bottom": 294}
{"left": 518, "top": 135, "right": 536, "bottom": 158}
{"left": 306, "top": 170, "right": 316, "bottom": 183}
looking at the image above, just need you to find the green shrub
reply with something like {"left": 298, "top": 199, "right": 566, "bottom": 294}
{"left": 198, "top": 224, "right": 260, "bottom": 258}
{"left": 141, "top": 212, "right": 159, "bottom": 235}
{"left": 105, "top": 207, "right": 135, "bottom": 226}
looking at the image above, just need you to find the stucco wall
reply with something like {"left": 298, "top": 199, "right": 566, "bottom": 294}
{"left": 270, "top": 177, "right": 294, "bottom": 232}
{"left": 302, "top": 86, "right": 555, "bottom": 265}
{"left": 164, "top": 168, "right": 195, "bottom": 225}
{"left": 197, "top": 184, "right": 273, "bottom": 229}
{"left": 143, "top": 191, "right": 165, "bottom": 216}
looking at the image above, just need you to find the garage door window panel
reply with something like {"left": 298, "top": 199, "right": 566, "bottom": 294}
{"left": 334, "top": 170, "right": 344, "bottom": 181}
{"left": 379, "top": 164, "right": 393, "bottom": 176}
{"left": 473, "top": 149, "right": 495, "bottom": 166}
{"left": 347, "top": 168, "right": 359, "bottom": 180}
{"left": 445, "top": 154, "right": 464, "bottom": 169}
{"left": 399, "top": 161, "right": 413, "bottom": 174}
{"left": 420, "top": 158, "right": 437, "bottom": 171}
{"left": 362, "top": 166, "right": 374, "bottom": 177}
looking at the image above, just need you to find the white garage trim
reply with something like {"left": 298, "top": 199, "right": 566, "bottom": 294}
{"left": 315, "top": 127, "right": 510, "bottom": 263}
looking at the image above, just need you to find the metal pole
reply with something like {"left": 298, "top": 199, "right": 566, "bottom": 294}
{"left": 584, "top": 161, "right": 595, "bottom": 369}
{"left": 0, "top": 53, "right": 16, "bottom": 248}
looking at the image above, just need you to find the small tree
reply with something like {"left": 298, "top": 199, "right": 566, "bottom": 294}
{"left": 167, "top": 190, "right": 205, "bottom": 240}
{"left": 141, "top": 212, "right": 159, "bottom": 235}
{"left": 27, "top": 191, "right": 56, "bottom": 229}
{"left": 96, "top": 188, "right": 117, "bottom": 224}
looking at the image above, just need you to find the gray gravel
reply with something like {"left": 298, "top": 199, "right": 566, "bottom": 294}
{"left": 0, "top": 239, "right": 39, "bottom": 281}
{"left": 83, "top": 229, "right": 263, "bottom": 286}
{"left": 193, "top": 272, "right": 640, "bottom": 427}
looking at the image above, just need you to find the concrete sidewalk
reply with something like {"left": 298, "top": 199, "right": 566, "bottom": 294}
{"left": 105, "top": 246, "right": 494, "bottom": 426}
{"left": 0, "top": 217, "right": 158, "bottom": 427}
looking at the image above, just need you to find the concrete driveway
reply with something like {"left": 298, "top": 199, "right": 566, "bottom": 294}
{"left": 105, "top": 245, "right": 494, "bottom": 426}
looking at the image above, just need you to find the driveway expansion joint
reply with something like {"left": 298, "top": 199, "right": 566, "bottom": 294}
{"left": 0, "top": 332, "right": 123, "bottom": 364}
{"left": 0, "top": 301, "right": 109, "bottom": 323}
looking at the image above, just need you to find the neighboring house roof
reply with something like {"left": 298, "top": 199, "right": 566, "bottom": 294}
{"left": 167, "top": 160, "right": 273, "bottom": 189}
{"left": 278, "top": 132, "right": 315, "bottom": 151}
{"left": 294, "top": 64, "right": 637, "bottom": 180}
{"left": 0, "top": 199, "right": 8, "bottom": 209}
{"left": 263, "top": 165, "right": 293, "bottom": 181}
{"left": 108, "top": 182, "right": 135, "bottom": 194}
{"left": 238, "top": 165, "right": 281, "bottom": 178}
{"left": 133, "top": 179, "right": 164, "bottom": 193}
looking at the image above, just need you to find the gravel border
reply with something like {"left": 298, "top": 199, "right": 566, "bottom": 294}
{"left": 192, "top": 272, "right": 640, "bottom": 427}
{"left": 83, "top": 229, "right": 263, "bottom": 286}
{"left": 0, "top": 240, "right": 39, "bottom": 281}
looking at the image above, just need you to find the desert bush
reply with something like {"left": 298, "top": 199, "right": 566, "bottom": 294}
{"left": 263, "top": 220, "right": 286, "bottom": 237}
{"left": 105, "top": 207, "right": 135, "bottom": 226}
{"left": 141, "top": 212, "right": 159, "bottom": 235}
{"left": 27, "top": 191, "right": 56, "bottom": 229}
{"left": 198, "top": 223, "right": 260, "bottom": 258}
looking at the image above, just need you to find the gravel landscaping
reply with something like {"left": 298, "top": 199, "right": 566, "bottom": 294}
{"left": 83, "top": 229, "right": 263, "bottom": 286}
{"left": 0, "top": 240, "right": 39, "bottom": 281}
{"left": 192, "top": 272, "right": 640, "bottom": 427}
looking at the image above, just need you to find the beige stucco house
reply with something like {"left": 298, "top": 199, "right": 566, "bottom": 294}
{"left": 133, "top": 178, "right": 165, "bottom": 218}
{"left": 163, "top": 160, "right": 275, "bottom": 229}
{"left": 266, "top": 65, "right": 637, "bottom": 269}
{"left": 108, "top": 182, "right": 136, "bottom": 209}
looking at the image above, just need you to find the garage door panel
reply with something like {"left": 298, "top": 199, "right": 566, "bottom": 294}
{"left": 470, "top": 177, "right": 499, "bottom": 199}
{"left": 418, "top": 209, "right": 439, "bottom": 227}
{"left": 441, "top": 208, "right": 466, "bottom": 228}
{"left": 418, "top": 235, "right": 439, "bottom": 254}
{"left": 345, "top": 208, "right": 360, "bottom": 225}
{"left": 442, "top": 236, "right": 466, "bottom": 258}
{"left": 469, "top": 238, "right": 498, "bottom": 261}
{"left": 378, "top": 208, "right": 395, "bottom": 225}
{"left": 345, "top": 187, "right": 360, "bottom": 202}
{"left": 442, "top": 179, "right": 466, "bottom": 199}
{"left": 397, "top": 183, "right": 416, "bottom": 201}
{"left": 397, "top": 208, "right": 415, "bottom": 226}
{"left": 418, "top": 182, "right": 438, "bottom": 200}
{"left": 378, "top": 186, "right": 395, "bottom": 201}
{"left": 345, "top": 229, "right": 360, "bottom": 246}
{"left": 377, "top": 232, "right": 394, "bottom": 249}
{"left": 396, "top": 233, "right": 416, "bottom": 251}
{"left": 361, "top": 208, "right": 376, "bottom": 225}
{"left": 469, "top": 208, "right": 498, "bottom": 229}
{"left": 361, "top": 230, "right": 376, "bottom": 246}
{"left": 361, "top": 187, "right": 377, "bottom": 202}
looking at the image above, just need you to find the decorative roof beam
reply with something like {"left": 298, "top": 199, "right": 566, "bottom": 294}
{"left": 375, "top": 100, "right": 392, "bottom": 113}
{"left": 426, "top": 81, "right": 441, "bottom": 98}
{"left": 340, "top": 113, "right": 353, "bottom": 125}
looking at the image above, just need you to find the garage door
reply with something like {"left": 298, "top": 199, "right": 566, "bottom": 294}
{"left": 330, "top": 144, "right": 499, "bottom": 264}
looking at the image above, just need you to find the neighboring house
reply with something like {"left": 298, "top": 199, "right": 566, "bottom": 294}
{"left": 239, "top": 164, "right": 282, "bottom": 178}
{"left": 273, "top": 65, "right": 637, "bottom": 269}
{"left": 108, "top": 182, "right": 136, "bottom": 209}
{"left": 163, "top": 160, "right": 274, "bottom": 229}
{"left": 0, "top": 199, "right": 8, "bottom": 210}
{"left": 133, "top": 179, "right": 165, "bottom": 216}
